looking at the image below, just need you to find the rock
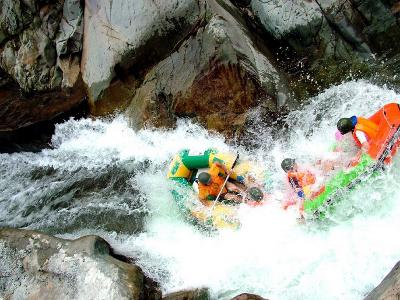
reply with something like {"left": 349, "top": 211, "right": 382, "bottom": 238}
{"left": 81, "top": 0, "right": 291, "bottom": 137}
{"left": 364, "top": 261, "right": 400, "bottom": 300}
{"left": 1, "top": 27, "right": 61, "bottom": 92}
{"left": 231, "top": 0, "right": 252, "bottom": 8}
{"left": 0, "top": 1, "right": 65, "bottom": 92}
{"left": 55, "top": 0, "right": 84, "bottom": 88}
{"left": 0, "top": 0, "right": 33, "bottom": 44}
{"left": 250, "top": 0, "right": 400, "bottom": 63}
{"left": 0, "top": 75, "right": 86, "bottom": 131}
{"left": 230, "top": 293, "right": 268, "bottom": 300}
{"left": 0, "top": 99, "right": 88, "bottom": 153}
{"left": 119, "top": 0, "right": 291, "bottom": 137}
{"left": 0, "top": 228, "right": 161, "bottom": 300}
{"left": 248, "top": 0, "right": 400, "bottom": 97}
{"left": 2, "top": 0, "right": 400, "bottom": 137}
{"left": 251, "top": 0, "right": 323, "bottom": 41}
{"left": 0, "top": 0, "right": 86, "bottom": 132}
{"left": 250, "top": 0, "right": 368, "bottom": 60}
{"left": 81, "top": 0, "right": 206, "bottom": 103}
{"left": 56, "top": 0, "right": 83, "bottom": 57}
{"left": 0, "top": 0, "right": 84, "bottom": 92}
{"left": 163, "top": 288, "right": 210, "bottom": 300}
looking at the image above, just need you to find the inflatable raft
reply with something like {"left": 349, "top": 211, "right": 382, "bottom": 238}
{"left": 303, "top": 103, "right": 400, "bottom": 217}
{"left": 167, "top": 149, "right": 268, "bottom": 230}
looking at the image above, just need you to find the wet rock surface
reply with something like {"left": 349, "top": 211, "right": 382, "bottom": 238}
{"left": 81, "top": 0, "right": 205, "bottom": 104}
{"left": 0, "top": 0, "right": 85, "bottom": 133}
{"left": 0, "top": 228, "right": 269, "bottom": 300}
{"left": 230, "top": 293, "right": 268, "bottom": 300}
{"left": 0, "top": 99, "right": 88, "bottom": 153}
{"left": 364, "top": 261, "right": 400, "bottom": 300}
{"left": 162, "top": 288, "right": 211, "bottom": 300}
{"left": 247, "top": 0, "right": 400, "bottom": 96}
{"left": 120, "top": 0, "right": 291, "bottom": 137}
{"left": 2, "top": 0, "right": 400, "bottom": 138}
{"left": 0, "top": 228, "right": 161, "bottom": 300}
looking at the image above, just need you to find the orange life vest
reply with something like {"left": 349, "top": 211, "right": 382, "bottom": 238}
{"left": 352, "top": 117, "right": 379, "bottom": 147}
{"left": 354, "top": 103, "right": 400, "bottom": 160}
{"left": 198, "top": 164, "right": 227, "bottom": 205}
{"left": 287, "top": 171, "right": 316, "bottom": 188}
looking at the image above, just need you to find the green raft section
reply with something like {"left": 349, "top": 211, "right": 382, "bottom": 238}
{"left": 303, "top": 153, "right": 375, "bottom": 214}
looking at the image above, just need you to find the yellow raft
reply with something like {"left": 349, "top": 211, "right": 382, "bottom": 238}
{"left": 167, "top": 149, "right": 267, "bottom": 230}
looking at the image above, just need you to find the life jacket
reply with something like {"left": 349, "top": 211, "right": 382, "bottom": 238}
{"left": 287, "top": 171, "right": 316, "bottom": 188}
{"left": 352, "top": 117, "right": 379, "bottom": 147}
{"left": 198, "top": 164, "right": 227, "bottom": 205}
{"left": 352, "top": 103, "right": 400, "bottom": 160}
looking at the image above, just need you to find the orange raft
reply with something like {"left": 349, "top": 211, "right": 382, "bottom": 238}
{"left": 303, "top": 103, "right": 400, "bottom": 217}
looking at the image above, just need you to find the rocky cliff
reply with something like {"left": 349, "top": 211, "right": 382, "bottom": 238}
{"left": 1, "top": 0, "right": 399, "bottom": 137}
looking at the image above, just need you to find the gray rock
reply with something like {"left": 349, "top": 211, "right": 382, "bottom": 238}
{"left": 364, "top": 261, "right": 400, "bottom": 300}
{"left": 55, "top": 0, "right": 84, "bottom": 88}
{"left": 230, "top": 293, "right": 268, "bottom": 300}
{"left": 0, "top": 1, "right": 66, "bottom": 92}
{"left": 250, "top": 0, "right": 365, "bottom": 61}
{"left": 348, "top": 0, "right": 400, "bottom": 53}
{"left": 251, "top": 0, "right": 400, "bottom": 60}
{"left": 56, "top": 0, "right": 83, "bottom": 56}
{"left": 0, "top": 228, "right": 161, "bottom": 300}
{"left": 81, "top": 0, "right": 206, "bottom": 102}
{"left": 119, "top": 0, "right": 291, "bottom": 136}
{"left": 251, "top": 0, "right": 323, "bottom": 41}
{"left": 0, "top": 0, "right": 33, "bottom": 44}
{"left": 0, "top": 0, "right": 86, "bottom": 132}
{"left": 0, "top": 27, "right": 61, "bottom": 92}
{"left": 163, "top": 288, "right": 210, "bottom": 300}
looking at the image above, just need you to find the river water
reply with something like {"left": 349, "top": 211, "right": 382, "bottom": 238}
{"left": 1, "top": 80, "right": 400, "bottom": 299}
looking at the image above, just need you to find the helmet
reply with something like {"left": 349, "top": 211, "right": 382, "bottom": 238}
{"left": 198, "top": 172, "right": 211, "bottom": 185}
{"left": 248, "top": 187, "right": 263, "bottom": 201}
{"left": 281, "top": 158, "right": 296, "bottom": 172}
{"left": 337, "top": 117, "right": 355, "bottom": 135}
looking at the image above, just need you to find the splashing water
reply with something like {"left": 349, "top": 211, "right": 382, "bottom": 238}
{"left": 1, "top": 80, "right": 400, "bottom": 299}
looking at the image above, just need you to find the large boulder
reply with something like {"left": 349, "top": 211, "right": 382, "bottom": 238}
{"left": 230, "top": 294, "right": 268, "bottom": 300}
{"left": 250, "top": 0, "right": 371, "bottom": 74}
{"left": 84, "top": 0, "right": 291, "bottom": 136}
{"left": 251, "top": 0, "right": 400, "bottom": 60}
{"left": 81, "top": 0, "right": 207, "bottom": 104}
{"left": 2, "top": 0, "right": 400, "bottom": 138}
{"left": 0, "top": 0, "right": 86, "bottom": 132}
{"left": 249, "top": 0, "right": 400, "bottom": 93}
{"left": 0, "top": 228, "right": 161, "bottom": 299}
{"left": 162, "top": 288, "right": 210, "bottom": 300}
{"left": 0, "top": 1, "right": 63, "bottom": 92}
{"left": 365, "top": 261, "right": 400, "bottom": 300}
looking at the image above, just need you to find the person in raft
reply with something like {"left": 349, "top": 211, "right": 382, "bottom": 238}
{"left": 336, "top": 103, "right": 400, "bottom": 164}
{"left": 197, "top": 161, "right": 264, "bottom": 206}
{"left": 280, "top": 158, "right": 320, "bottom": 217}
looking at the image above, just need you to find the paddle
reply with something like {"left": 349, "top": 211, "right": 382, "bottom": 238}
{"left": 209, "top": 153, "right": 239, "bottom": 212}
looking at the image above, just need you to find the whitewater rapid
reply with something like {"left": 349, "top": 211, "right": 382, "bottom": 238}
{"left": 1, "top": 80, "right": 400, "bottom": 299}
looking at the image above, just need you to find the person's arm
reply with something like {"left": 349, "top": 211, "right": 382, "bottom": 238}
{"left": 214, "top": 162, "right": 231, "bottom": 175}
{"left": 288, "top": 177, "right": 305, "bottom": 198}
